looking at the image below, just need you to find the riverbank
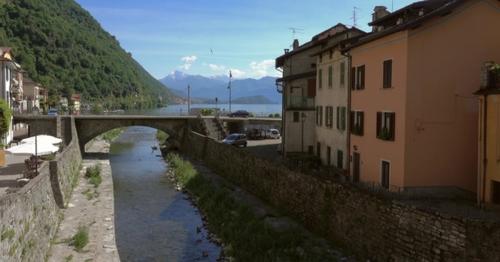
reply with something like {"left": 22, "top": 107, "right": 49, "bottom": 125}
{"left": 164, "top": 152, "right": 348, "bottom": 261}
{"left": 48, "top": 138, "right": 119, "bottom": 261}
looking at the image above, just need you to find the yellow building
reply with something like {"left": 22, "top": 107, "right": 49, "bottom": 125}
{"left": 476, "top": 61, "right": 500, "bottom": 204}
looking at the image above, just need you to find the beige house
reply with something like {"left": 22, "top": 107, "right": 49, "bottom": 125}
{"left": 312, "top": 26, "right": 365, "bottom": 169}
{"left": 276, "top": 24, "right": 356, "bottom": 155}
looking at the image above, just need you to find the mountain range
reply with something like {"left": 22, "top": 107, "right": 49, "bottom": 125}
{"left": 160, "top": 71, "right": 281, "bottom": 104}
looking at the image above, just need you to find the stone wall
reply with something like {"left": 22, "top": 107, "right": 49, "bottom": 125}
{"left": 0, "top": 117, "right": 82, "bottom": 262}
{"left": 181, "top": 131, "right": 500, "bottom": 261}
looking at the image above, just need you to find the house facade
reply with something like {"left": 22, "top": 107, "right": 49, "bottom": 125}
{"left": 347, "top": 0, "right": 500, "bottom": 192}
{"left": 0, "top": 47, "right": 16, "bottom": 144}
{"left": 313, "top": 27, "right": 365, "bottom": 169}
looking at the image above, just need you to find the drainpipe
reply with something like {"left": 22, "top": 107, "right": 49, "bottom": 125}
{"left": 481, "top": 94, "right": 488, "bottom": 206}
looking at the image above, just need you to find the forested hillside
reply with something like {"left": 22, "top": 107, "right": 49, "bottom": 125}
{"left": 0, "top": 0, "right": 173, "bottom": 109}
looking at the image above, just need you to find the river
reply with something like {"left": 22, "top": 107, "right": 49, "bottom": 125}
{"left": 110, "top": 126, "right": 221, "bottom": 261}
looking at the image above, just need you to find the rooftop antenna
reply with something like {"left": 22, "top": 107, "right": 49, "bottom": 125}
{"left": 351, "top": 7, "right": 361, "bottom": 28}
{"left": 391, "top": 0, "right": 394, "bottom": 11}
{"left": 288, "top": 27, "right": 304, "bottom": 40}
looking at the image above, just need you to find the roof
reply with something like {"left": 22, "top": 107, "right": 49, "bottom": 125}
{"left": 276, "top": 25, "right": 365, "bottom": 67}
{"left": 344, "top": 0, "right": 466, "bottom": 51}
{"left": 310, "top": 29, "right": 367, "bottom": 57}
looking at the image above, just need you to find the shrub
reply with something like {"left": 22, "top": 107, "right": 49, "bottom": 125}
{"left": 70, "top": 226, "right": 89, "bottom": 252}
{"left": 0, "top": 99, "right": 11, "bottom": 148}
{"left": 85, "top": 165, "right": 102, "bottom": 188}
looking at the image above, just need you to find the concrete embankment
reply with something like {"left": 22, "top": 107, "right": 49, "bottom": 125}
{"left": 181, "top": 131, "right": 500, "bottom": 261}
{"left": 48, "top": 138, "right": 119, "bottom": 261}
{"left": 0, "top": 118, "right": 82, "bottom": 262}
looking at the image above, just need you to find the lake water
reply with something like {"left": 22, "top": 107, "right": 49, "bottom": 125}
{"left": 127, "top": 103, "right": 282, "bottom": 117}
{"left": 111, "top": 126, "right": 221, "bottom": 261}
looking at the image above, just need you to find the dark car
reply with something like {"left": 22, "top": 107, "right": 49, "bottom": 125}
{"left": 222, "top": 133, "right": 248, "bottom": 147}
{"left": 229, "top": 110, "right": 251, "bottom": 118}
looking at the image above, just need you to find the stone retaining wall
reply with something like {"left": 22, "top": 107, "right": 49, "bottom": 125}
{"left": 181, "top": 131, "right": 500, "bottom": 261}
{"left": 0, "top": 118, "right": 82, "bottom": 262}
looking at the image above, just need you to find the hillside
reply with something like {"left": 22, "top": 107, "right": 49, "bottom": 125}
{"left": 160, "top": 71, "right": 281, "bottom": 104}
{"left": 0, "top": 0, "right": 173, "bottom": 109}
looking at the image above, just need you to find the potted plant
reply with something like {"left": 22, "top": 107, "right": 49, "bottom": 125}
{"left": 0, "top": 99, "right": 12, "bottom": 167}
{"left": 490, "top": 63, "right": 500, "bottom": 88}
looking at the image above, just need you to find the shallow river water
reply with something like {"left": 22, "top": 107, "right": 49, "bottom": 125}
{"left": 110, "top": 126, "right": 220, "bottom": 261}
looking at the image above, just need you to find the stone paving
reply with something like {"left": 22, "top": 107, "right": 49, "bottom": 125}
{"left": 48, "top": 139, "right": 120, "bottom": 262}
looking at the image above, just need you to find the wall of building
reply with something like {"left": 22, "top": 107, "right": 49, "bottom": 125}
{"left": 481, "top": 94, "right": 500, "bottom": 202}
{"left": 405, "top": 0, "right": 500, "bottom": 192}
{"left": 349, "top": 31, "right": 409, "bottom": 189}
{"left": 0, "top": 118, "right": 82, "bottom": 261}
{"left": 315, "top": 49, "right": 349, "bottom": 167}
{"left": 181, "top": 131, "right": 500, "bottom": 261}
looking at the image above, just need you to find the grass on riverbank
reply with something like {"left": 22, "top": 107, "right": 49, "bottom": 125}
{"left": 70, "top": 226, "right": 89, "bottom": 252}
{"left": 156, "top": 130, "right": 169, "bottom": 145}
{"left": 85, "top": 165, "right": 102, "bottom": 188}
{"left": 166, "top": 153, "right": 339, "bottom": 261}
{"left": 101, "top": 128, "right": 125, "bottom": 142}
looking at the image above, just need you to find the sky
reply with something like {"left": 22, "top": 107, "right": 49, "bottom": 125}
{"left": 76, "top": 0, "right": 415, "bottom": 79}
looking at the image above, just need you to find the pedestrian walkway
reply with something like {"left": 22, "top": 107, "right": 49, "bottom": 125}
{"left": 0, "top": 154, "right": 29, "bottom": 196}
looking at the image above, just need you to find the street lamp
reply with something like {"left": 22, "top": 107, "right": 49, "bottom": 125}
{"left": 33, "top": 107, "right": 39, "bottom": 176}
{"left": 215, "top": 97, "right": 218, "bottom": 114}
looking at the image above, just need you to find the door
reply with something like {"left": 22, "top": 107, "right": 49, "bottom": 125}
{"left": 381, "top": 161, "right": 390, "bottom": 189}
{"left": 492, "top": 181, "right": 500, "bottom": 204}
{"left": 326, "top": 147, "right": 331, "bottom": 166}
{"left": 353, "top": 152, "right": 360, "bottom": 183}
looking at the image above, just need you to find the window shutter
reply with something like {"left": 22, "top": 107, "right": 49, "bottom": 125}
{"left": 376, "top": 112, "right": 382, "bottom": 138}
{"left": 340, "top": 62, "right": 345, "bottom": 85}
{"left": 383, "top": 60, "right": 392, "bottom": 88}
{"left": 328, "top": 66, "right": 333, "bottom": 87}
{"left": 390, "top": 113, "right": 396, "bottom": 140}
{"left": 341, "top": 107, "right": 346, "bottom": 130}
{"left": 360, "top": 65, "right": 365, "bottom": 89}
{"left": 351, "top": 67, "right": 356, "bottom": 90}
{"left": 360, "top": 112, "right": 364, "bottom": 135}
{"left": 350, "top": 111, "right": 355, "bottom": 133}
{"left": 330, "top": 107, "right": 334, "bottom": 127}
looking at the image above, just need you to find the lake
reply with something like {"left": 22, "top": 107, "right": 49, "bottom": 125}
{"left": 126, "top": 104, "right": 282, "bottom": 117}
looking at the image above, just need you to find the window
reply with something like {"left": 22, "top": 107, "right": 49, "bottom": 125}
{"left": 340, "top": 62, "right": 345, "bottom": 86}
{"left": 293, "top": 111, "right": 299, "bottom": 122}
{"left": 316, "top": 106, "right": 323, "bottom": 126}
{"left": 308, "top": 146, "right": 314, "bottom": 155}
{"left": 350, "top": 67, "right": 356, "bottom": 90}
{"left": 319, "top": 54, "right": 323, "bottom": 63}
{"left": 381, "top": 161, "right": 390, "bottom": 189}
{"left": 336, "top": 107, "right": 346, "bottom": 130}
{"left": 329, "top": 50, "right": 333, "bottom": 59}
{"left": 337, "top": 150, "right": 343, "bottom": 169}
{"left": 325, "top": 106, "right": 333, "bottom": 128}
{"left": 316, "top": 142, "right": 321, "bottom": 158}
{"left": 356, "top": 65, "right": 365, "bottom": 89}
{"left": 377, "top": 112, "right": 395, "bottom": 141}
{"left": 383, "top": 60, "right": 392, "bottom": 88}
{"left": 327, "top": 146, "right": 331, "bottom": 166}
{"left": 318, "top": 69, "right": 323, "bottom": 89}
{"left": 350, "top": 111, "right": 364, "bottom": 136}
{"left": 328, "top": 65, "right": 333, "bottom": 88}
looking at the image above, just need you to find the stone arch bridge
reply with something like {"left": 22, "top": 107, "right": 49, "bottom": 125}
{"left": 13, "top": 115, "right": 281, "bottom": 152}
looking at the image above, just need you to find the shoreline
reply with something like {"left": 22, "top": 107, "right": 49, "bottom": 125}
{"left": 48, "top": 138, "right": 120, "bottom": 261}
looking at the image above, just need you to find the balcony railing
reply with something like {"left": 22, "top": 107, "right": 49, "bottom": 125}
{"left": 287, "top": 96, "right": 314, "bottom": 110}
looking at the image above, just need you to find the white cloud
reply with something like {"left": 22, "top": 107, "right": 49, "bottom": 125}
{"left": 249, "top": 59, "right": 278, "bottom": 78}
{"left": 179, "top": 55, "right": 197, "bottom": 70}
{"left": 230, "top": 69, "right": 246, "bottom": 79}
{"left": 208, "top": 64, "right": 226, "bottom": 72}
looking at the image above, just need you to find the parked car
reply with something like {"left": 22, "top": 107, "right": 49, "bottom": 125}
{"left": 266, "top": 129, "right": 280, "bottom": 139}
{"left": 47, "top": 108, "right": 58, "bottom": 116}
{"left": 222, "top": 133, "right": 248, "bottom": 147}
{"left": 229, "top": 110, "right": 251, "bottom": 118}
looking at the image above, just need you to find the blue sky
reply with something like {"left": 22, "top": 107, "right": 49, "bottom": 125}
{"left": 76, "top": 0, "right": 415, "bottom": 79}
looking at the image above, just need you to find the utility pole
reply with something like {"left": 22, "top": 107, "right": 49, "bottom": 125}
{"left": 187, "top": 84, "right": 191, "bottom": 115}
{"left": 215, "top": 97, "right": 218, "bottom": 111}
{"left": 228, "top": 71, "right": 232, "bottom": 113}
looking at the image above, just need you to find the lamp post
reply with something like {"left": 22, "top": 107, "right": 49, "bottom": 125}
{"left": 228, "top": 70, "right": 232, "bottom": 113}
{"left": 33, "top": 107, "right": 39, "bottom": 175}
{"left": 187, "top": 84, "right": 191, "bottom": 115}
{"left": 215, "top": 97, "right": 218, "bottom": 113}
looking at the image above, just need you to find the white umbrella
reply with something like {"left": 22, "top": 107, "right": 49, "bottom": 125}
{"left": 21, "top": 135, "right": 62, "bottom": 145}
{"left": 6, "top": 141, "right": 59, "bottom": 156}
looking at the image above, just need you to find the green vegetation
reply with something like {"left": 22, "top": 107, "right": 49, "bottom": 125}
{"left": 0, "top": 99, "right": 12, "bottom": 148}
{"left": 64, "top": 254, "right": 73, "bottom": 262}
{"left": 70, "top": 226, "right": 89, "bottom": 252}
{"left": 85, "top": 164, "right": 102, "bottom": 188}
{"left": 156, "top": 130, "right": 169, "bottom": 145}
{"left": 0, "top": 0, "right": 173, "bottom": 110}
{"left": 166, "top": 153, "right": 340, "bottom": 261}
{"left": 101, "top": 128, "right": 124, "bottom": 142}
{"left": 1, "top": 227, "right": 15, "bottom": 241}
{"left": 200, "top": 108, "right": 214, "bottom": 116}
{"left": 82, "top": 188, "right": 99, "bottom": 200}
{"left": 268, "top": 113, "right": 281, "bottom": 118}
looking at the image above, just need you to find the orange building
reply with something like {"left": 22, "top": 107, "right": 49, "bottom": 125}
{"left": 346, "top": 0, "right": 500, "bottom": 193}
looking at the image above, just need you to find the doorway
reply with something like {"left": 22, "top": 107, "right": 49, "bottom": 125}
{"left": 353, "top": 152, "right": 360, "bottom": 183}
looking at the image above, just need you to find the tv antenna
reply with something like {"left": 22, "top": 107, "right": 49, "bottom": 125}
{"left": 288, "top": 27, "right": 304, "bottom": 39}
{"left": 351, "top": 7, "right": 361, "bottom": 28}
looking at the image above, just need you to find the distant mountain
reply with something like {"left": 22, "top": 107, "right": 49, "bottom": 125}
{"left": 160, "top": 71, "right": 281, "bottom": 104}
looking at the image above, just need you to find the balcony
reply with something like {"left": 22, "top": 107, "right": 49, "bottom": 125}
{"left": 287, "top": 96, "right": 314, "bottom": 110}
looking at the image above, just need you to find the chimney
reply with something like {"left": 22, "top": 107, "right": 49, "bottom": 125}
{"left": 372, "top": 6, "right": 390, "bottom": 32}
{"left": 292, "top": 39, "right": 300, "bottom": 50}
{"left": 284, "top": 49, "right": 290, "bottom": 54}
